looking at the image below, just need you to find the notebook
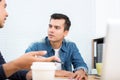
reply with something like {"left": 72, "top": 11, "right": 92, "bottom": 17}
{"left": 101, "top": 19, "right": 120, "bottom": 80}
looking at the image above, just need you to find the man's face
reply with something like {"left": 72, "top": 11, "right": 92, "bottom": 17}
{"left": 48, "top": 19, "right": 68, "bottom": 42}
{"left": 0, "top": 0, "right": 8, "bottom": 28}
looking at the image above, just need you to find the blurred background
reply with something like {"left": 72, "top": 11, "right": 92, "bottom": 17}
{"left": 0, "top": 0, "right": 120, "bottom": 73}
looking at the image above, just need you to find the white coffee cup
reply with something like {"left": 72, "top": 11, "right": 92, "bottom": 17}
{"left": 31, "top": 62, "right": 56, "bottom": 80}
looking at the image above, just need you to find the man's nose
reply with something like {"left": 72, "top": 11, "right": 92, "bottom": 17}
{"left": 6, "top": 11, "right": 8, "bottom": 17}
{"left": 49, "top": 27, "right": 55, "bottom": 32}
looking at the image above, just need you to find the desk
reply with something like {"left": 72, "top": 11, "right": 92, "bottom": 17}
{"left": 88, "top": 75, "right": 100, "bottom": 80}
{"left": 55, "top": 75, "right": 100, "bottom": 80}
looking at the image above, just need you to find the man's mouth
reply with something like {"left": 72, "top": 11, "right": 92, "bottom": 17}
{"left": 4, "top": 18, "right": 7, "bottom": 20}
{"left": 48, "top": 34, "right": 54, "bottom": 37}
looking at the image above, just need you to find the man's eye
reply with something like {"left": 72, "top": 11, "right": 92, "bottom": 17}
{"left": 55, "top": 26, "right": 60, "bottom": 29}
{"left": 49, "top": 25, "right": 52, "bottom": 28}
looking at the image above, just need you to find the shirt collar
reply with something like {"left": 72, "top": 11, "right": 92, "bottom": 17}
{"left": 45, "top": 36, "right": 68, "bottom": 53}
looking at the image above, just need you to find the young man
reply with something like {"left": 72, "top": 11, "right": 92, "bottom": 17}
{"left": 25, "top": 13, "right": 88, "bottom": 80}
{"left": 0, "top": 0, "right": 60, "bottom": 79}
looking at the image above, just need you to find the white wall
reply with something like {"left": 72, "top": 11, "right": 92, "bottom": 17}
{"left": 96, "top": 0, "right": 120, "bottom": 37}
{"left": 0, "top": 0, "right": 96, "bottom": 73}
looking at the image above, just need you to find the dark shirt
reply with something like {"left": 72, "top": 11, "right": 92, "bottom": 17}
{"left": 0, "top": 51, "right": 28, "bottom": 80}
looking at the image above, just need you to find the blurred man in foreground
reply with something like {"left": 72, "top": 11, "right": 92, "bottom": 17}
{"left": 0, "top": 0, "right": 60, "bottom": 79}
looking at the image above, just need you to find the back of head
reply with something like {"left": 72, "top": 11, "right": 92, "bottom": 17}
{"left": 50, "top": 13, "right": 71, "bottom": 31}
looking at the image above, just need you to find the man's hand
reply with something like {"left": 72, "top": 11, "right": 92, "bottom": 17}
{"left": 26, "top": 70, "right": 32, "bottom": 80}
{"left": 55, "top": 70, "right": 75, "bottom": 79}
{"left": 26, "top": 69, "right": 88, "bottom": 80}
{"left": 73, "top": 69, "right": 88, "bottom": 80}
{"left": 13, "top": 51, "right": 60, "bottom": 69}
{"left": 3, "top": 51, "right": 60, "bottom": 77}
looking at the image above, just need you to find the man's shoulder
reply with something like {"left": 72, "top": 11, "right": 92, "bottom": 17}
{"left": 62, "top": 39, "right": 78, "bottom": 50}
{"left": 30, "top": 38, "right": 46, "bottom": 45}
{"left": 63, "top": 39, "right": 77, "bottom": 48}
{"left": 64, "top": 39, "right": 75, "bottom": 44}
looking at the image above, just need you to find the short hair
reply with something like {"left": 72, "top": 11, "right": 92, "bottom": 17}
{"left": 50, "top": 13, "right": 71, "bottom": 31}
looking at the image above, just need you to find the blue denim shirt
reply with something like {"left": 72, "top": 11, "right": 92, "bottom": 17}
{"left": 25, "top": 37, "right": 88, "bottom": 72}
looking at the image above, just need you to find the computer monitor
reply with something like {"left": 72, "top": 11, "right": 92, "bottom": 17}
{"left": 101, "top": 19, "right": 120, "bottom": 80}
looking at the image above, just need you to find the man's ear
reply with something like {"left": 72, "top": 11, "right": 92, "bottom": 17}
{"left": 64, "top": 30, "right": 69, "bottom": 37}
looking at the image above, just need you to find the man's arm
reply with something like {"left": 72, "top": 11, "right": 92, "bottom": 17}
{"left": 1, "top": 51, "right": 60, "bottom": 78}
{"left": 0, "top": 52, "right": 28, "bottom": 80}
{"left": 2, "top": 61, "right": 21, "bottom": 78}
{"left": 0, "top": 52, "right": 7, "bottom": 79}
{"left": 71, "top": 42, "right": 88, "bottom": 80}
{"left": 71, "top": 43, "right": 88, "bottom": 72}
{"left": 0, "top": 65, "right": 7, "bottom": 79}
{"left": 8, "top": 70, "right": 28, "bottom": 80}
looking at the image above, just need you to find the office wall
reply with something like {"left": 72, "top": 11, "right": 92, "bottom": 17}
{"left": 0, "top": 0, "right": 95, "bottom": 73}
{"left": 96, "top": 0, "right": 120, "bottom": 37}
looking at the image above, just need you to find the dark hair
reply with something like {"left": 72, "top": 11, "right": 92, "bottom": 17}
{"left": 0, "top": 0, "right": 1, "bottom": 2}
{"left": 50, "top": 13, "right": 71, "bottom": 31}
